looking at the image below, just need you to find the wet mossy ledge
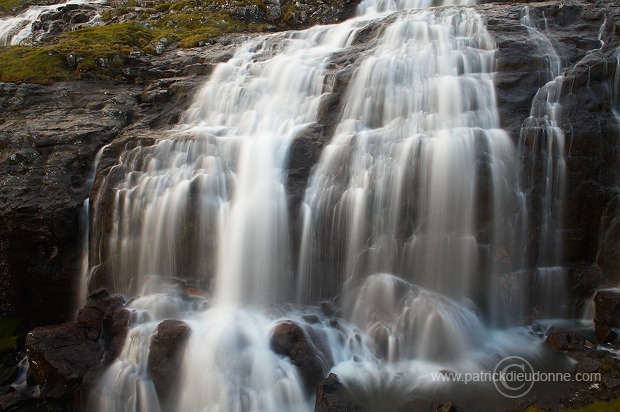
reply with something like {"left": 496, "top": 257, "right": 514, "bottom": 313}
{"left": 0, "top": 0, "right": 359, "bottom": 84}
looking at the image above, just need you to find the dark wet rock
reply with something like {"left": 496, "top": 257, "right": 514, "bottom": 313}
{"left": 101, "top": 306, "right": 131, "bottom": 363}
{"left": 25, "top": 322, "right": 103, "bottom": 402}
{"left": 287, "top": 123, "right": 327, "bottom": 211}
{"left": 568, "top": 264, "right": 604, "bottom": 318}
{"left": 0, "top": 81, "right": 142, "bottom": 325}
{"left": 0, "top": 390, "right": 41, "bottom": 412}
{"left": 594, "top": 323, "right": 618, "bottom": 344}
{"left": 303, "top": 314, "right": 321, "bottom": 324}
{"left": 573, "top": 350, "right": 620, "bottom": 395}
{"left": 0, "top": 365, "right": 17, "bottom": 386}
{"left": 270, "top": 320, "right": 334, "bottom": 393}
{"left": 483, "top": 0, "right": 620, "bottom": 275}
{"left": 576, "top": 354, "right": 603, "bottom": 374}
{"left": 148, "top": 319, "right": 191, "bottom": 405}
{"left": 315, "top": 373, "right": 361, "bottom": 412}
{"left": 594, "top": 289, "right": 620, "bottom": 329}
{"left": 20, "top": 289, "right": 126, "bottom": 409}
{"left": 545, "top": 331, "right": 587, "bottom": 352}
{"left": 27, "top": 5, "right": 102, "bottom": 44}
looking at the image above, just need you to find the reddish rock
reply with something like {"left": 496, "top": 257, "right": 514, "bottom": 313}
{"left": 101, "top": 306, "right": 131, "bottom": 363}
{"left": 147, "top": 319, "right": 191, "bottom": 405}
{"left": 25, "top": 322, "right": 103, "bottom": 401}
{"left": 544, "top": 331, "right": 586, "bottom": 352}
{"left": 270, "top": 320, "right": 334, "bottom": 393}
{"left": 594, "top": 323, "right": 618, "bottom": 344}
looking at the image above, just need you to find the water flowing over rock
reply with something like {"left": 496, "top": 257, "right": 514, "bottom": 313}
{"left": 2, "top": 0, "right": 620, "bottom": 411}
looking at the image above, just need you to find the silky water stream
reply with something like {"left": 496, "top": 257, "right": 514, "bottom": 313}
{"left": 82, "top": 1, "right": 583, "bottom": 411}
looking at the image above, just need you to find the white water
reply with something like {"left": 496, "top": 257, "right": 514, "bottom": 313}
{"left": 489, "top": 7, "right": 569, "bottom": 325}
{"left": 298, "top": 7, "right": 516, "bottom": 327}
{"left": 0, "top": 0, "right": 100, "bottom": 46}
{"left": 87, "top": 2, "right": 581, "bottom": 412}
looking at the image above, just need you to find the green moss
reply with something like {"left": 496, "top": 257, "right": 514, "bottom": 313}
{"left": 0, "top": 0, "right": 308, "bottom": 83}
{"left": 56, "top": 22, "right": 153, "bottom": 55}
{"left": 0, "top": 47, "right": 70, "bottom": 83}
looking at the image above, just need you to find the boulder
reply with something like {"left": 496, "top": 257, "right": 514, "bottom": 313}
{"left": 25, "top": 322, "right": 103, "bottom": 402}
{"left": 270, "top": 320, "right": 334, "bottom": 393}
{"left": 314, "top": 373, "right": 361, "bottom": 412}
{"left": 147, "top": 319, "right": 191, "bottom": 405}
{"left": 21, "top": 289, "right": 126, "bottom": 409}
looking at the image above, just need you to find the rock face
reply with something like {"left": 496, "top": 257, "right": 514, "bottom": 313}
{"left": 0, "top": 39, "right": 241, "bottom": 324}
{"left": 0, "top": 81, "right": 140, "bottom": 325}
{"left": 484, "top": 0, "right": 620, "bottom": 273}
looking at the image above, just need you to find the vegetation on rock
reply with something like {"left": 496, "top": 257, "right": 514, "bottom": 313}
{"left": 0, "top": 0, "right": 356, "bottom": 83}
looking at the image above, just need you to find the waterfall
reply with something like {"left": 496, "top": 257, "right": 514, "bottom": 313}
{"left": 94, "top": 14, "right": 374, "bottom": 412}
{"left": 487, "top": 6, "right": 569, "bottom": 324}
{"left": 298, "top": 7, "right": 516, "bottom": 331}
{"left": 86, "top": 1, "right": 581, "bottom": 411}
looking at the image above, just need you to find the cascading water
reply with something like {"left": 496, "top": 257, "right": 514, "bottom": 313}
{"left": 492, "top": 6, "right": 569, "bottom": 322}
{"left": 0, "top": 0, "right": 100, "bottom": 46}
{"left": 298, "top": 6, "right": 518, "bottom": 351}
{"left": 93, "top": 16, "right": 377, "bottom": 412}
{"left": 86, "top": 1, "right": 581, "bottom": 411}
